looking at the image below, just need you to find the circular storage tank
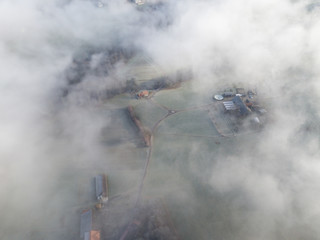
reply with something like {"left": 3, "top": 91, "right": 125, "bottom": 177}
{"left": 213, "top": 94, "right": 224, "bottom": 101}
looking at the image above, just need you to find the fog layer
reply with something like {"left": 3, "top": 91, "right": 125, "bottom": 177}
{"left": 1, "top": 0, "right": 320, "bottom": 239}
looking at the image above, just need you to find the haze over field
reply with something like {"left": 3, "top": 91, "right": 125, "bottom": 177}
{"left": 1, "top": 0, "right": 320, "bottom": 239}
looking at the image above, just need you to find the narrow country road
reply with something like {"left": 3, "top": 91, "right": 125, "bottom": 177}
{"left": 119, "top": 98, "right": 221, "bottom": 240}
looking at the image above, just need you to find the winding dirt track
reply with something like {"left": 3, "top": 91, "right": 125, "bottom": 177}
{"left": 119, "top": 95, "right": 264, "bottom": 239}
{"left": 119, "top": 98, "right": 222, "bottom": 240}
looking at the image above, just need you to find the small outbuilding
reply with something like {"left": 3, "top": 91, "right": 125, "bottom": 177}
{"left": 222, "top": 91, "right": 235, "bottom": 98}
{"left": 136, "top": 90, "right": 149, "bottom": 99}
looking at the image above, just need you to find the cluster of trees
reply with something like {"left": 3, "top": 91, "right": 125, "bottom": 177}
{"left": 63, "top": 46, "right": 193, "bottom": 100}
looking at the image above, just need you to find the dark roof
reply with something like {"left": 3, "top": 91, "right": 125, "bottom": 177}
{"left": 232, "top": 96, "right": 251, "bottom": 116}
{"left": 95, "top": 175, "right": 107, "bottom": 199}
{"left": 80, "top": 210, "right": 93, "bottom": 238}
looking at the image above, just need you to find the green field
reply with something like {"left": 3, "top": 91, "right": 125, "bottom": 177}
{"left": 153, "top": 82, "right": 213, "bottom": 110}
{"left": 132, "top": 99, "right": 168, "bottom": 130}
{"left": 157, "top": 109, "right": 220, "bottom": 136}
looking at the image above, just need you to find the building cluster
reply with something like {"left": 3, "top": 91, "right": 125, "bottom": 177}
{"left": 215, "top": 87, "right": 268, "bottom": 128}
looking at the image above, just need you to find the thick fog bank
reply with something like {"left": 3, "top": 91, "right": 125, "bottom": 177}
{"left": 1, "top": 0, "right": 320, "bottom": 239}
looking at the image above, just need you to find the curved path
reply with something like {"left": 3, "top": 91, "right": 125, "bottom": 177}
{"left": 119, "top": 97, "right": 225, "bottom": 240}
